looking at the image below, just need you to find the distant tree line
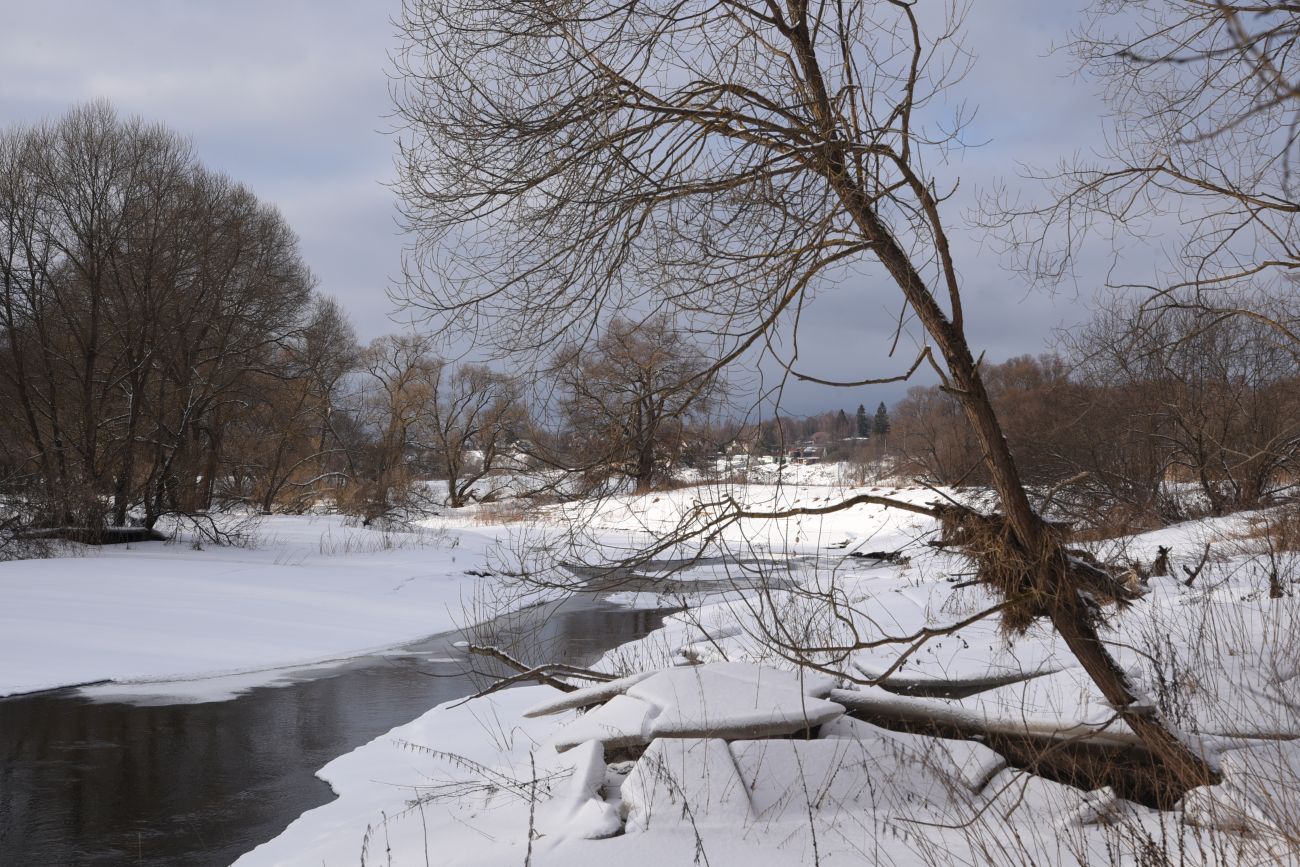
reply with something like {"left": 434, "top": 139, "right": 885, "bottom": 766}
{"left": 729, "top": 401, "right": 891, "bottom": 460}
{"left": 891, "top": 293, "right": 1300, "bottom": 527}
{"left": 0, "top": 109, "right": 732, "bottom": 541}
{"left": 0, "top": 103, "right": 322, "bottom": 534}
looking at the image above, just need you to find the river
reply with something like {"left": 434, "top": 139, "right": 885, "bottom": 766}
{"left": 0, "top": 596, "right": 669, "bottom": 866}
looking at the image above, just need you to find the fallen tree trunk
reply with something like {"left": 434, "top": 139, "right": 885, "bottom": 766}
{"left": 832, "top": 688, "right": 1185, "bottom": 808}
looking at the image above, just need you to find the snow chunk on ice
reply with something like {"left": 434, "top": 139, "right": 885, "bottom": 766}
{"left": 552, "top": 693, "right": 658, "bottom": 753}
{"left": 621, "top": 737, "right": 753, "bottom": 832}
{"left": 632, "top": 663, "right": 842, "bottom": 740}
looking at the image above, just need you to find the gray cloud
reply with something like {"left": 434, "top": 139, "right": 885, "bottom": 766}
{"left": 1, "top": 0, "right": 404, "bottom": 339}
{"left": 1, "top": 1, "right": 1135, "bottom": 416}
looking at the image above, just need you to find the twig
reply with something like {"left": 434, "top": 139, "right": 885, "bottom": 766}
{"left": 1183, "top": 543, "right": 1212, "bottom": 586}
{"left": 446, "top": 644, "right": 619, "bottom": 706}
{"left": 466, "top": 644, "right": 617, "bottom": 685}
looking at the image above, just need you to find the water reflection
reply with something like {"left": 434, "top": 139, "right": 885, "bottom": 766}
{"left": 0, "top": 599, "right": 669, "bottom": 866}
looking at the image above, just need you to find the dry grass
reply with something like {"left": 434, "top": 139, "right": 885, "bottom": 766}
{"left": 317, "top": 524, "right": 449, "bottom": 556}
{"left": 469, "top": 501, "right": 537, "bottom": 525}
{"left": 1230, "top": 507, "right": 1300, "bottom": 553}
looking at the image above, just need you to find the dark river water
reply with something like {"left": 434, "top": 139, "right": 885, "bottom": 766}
{"left": 0, "top": 597, "right": 669, "bottom": 867}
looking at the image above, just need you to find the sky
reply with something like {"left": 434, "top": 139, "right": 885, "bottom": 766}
{"left": 0, "top": 1, "right": 1121, "bottom": 416}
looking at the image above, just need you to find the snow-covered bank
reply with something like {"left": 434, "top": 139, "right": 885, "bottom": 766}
{"left": 234, "top": 670, "right": 1166, "bottom": 867}
{"left": 0, "top": 515, "right": 506, "bottom": 699}
{"left": 239, "top": 477, "right": 1300, "bottom": 866}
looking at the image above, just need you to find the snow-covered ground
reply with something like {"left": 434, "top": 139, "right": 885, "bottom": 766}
{"left": 8, "top": 468, "right": 1298, "bottom": 864}
{"left": 0, "top": 515, "right": 512, "bottom": 700}
{"left": 234, "top": 472, "right": 1300, "bottom": 866}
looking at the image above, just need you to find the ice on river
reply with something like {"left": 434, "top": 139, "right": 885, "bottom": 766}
{"left": 0, "top": 515, "right": 500, "bottom": 699}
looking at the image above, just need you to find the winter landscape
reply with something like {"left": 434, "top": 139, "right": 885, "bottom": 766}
{"left": 4, "top": 2, "right": 1300, "bottom": 866}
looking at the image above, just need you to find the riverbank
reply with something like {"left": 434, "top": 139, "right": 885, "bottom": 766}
{"left": 238, "top": 481, "right": 1300, "bottom": 866}
{"left": 0, "top": 515, "right": 512, "bottom": 700}
{"left": 7, "top": 474, "right": 1298, "bottom": 865}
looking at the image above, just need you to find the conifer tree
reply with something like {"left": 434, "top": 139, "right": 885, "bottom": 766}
{"left": 873, "top": 402, "right": 891, "bottom": 438}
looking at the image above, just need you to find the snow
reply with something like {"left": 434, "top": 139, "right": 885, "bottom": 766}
{"left": 550, "top": 738, "right": 624, "bottom": 839}
{"left": 548, "top": 662, "right": 842, "bottom": 752}
{"left": 240, "top": 678, "right": 1108, "bottom": 867}
{"left": 551, "top": 692, "right": 656, "bottom": 752}
{"left": 13, "top": 467, "right": 1300, "bottom": 864}
{"left": 524, "top": 670, "right": 657, "bottom": 717}
{"left": 621, "top": 737, "right": 753, "bottom": 832}
{"left": 250, "top": 473, "right": 1293, "bottom": 865}
{"left": 625, "top": 662, "right": 841, "bottom": 737}
{"left": 1183, "top": 738, "right": 1300, "bottom": 849}
{"left": 0, "top": 515, "right": 506, "bottom": 700}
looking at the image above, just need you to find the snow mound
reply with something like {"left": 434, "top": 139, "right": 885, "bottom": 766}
{"left": 542, "top": 739, "right": 623, "bottom": 840}
{"left": 550, "top": 663, "right": 843, "bottom": 752}
{"left": 1183, "top": 738, "right": 1300, "bottom": 846}
{"left": 621, "top": 737, "right": 754, "bottom": 832}
{"left": 552, "top": 693, "right": 657, "bottom": 752}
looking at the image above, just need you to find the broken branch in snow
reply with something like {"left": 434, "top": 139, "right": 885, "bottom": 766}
{"left": 735, "top": 493, "right": 941, "bottom": 521}
{"left": 846, "top": 549, "right": 911, "bottom": 565}
{"left": 1183, "top": 543, "right": 1212, "bottom": 586}
{"left": 453, "top": 644, "right": 619, "bottom": 704}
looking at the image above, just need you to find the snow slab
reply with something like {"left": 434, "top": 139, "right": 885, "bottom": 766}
{"left": 551, "top": 693, "right": 657, "bottom": 752}
{"left": 621, "top": 737, "right": 754, "bottom": 832}
{"left": 0, "top": 515, "right": 505, "bottom": 699}
{"left": 632, "top": 662, "right": 842, "bottom": 737}
{"left": 549, "top": 662, "right": 843, "bottom": 751}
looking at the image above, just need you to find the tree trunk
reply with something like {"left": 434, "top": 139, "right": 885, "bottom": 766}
{"left": 634, "top": 446, "right": 655, "bottom": 494}
{"left": 112, "top": 378, "right": 144, "bottom": 526}
{"left": 835, "top": 177, "right": 1219, "bottom": 793}
{"left": 201, "top": 420, "right": 222, "bottom": 510}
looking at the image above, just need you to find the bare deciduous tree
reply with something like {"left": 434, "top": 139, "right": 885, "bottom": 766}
{"left": 0, "top": 102, "right": 317, "bottom": 533}
{"left": 556, "top": 315, "right": 723, "bottom": 493}
{"left": 392, "top": 0, "right": 1216, "bottom": 789}
{"left": 234, "top": 296, "right": 359, "bottom": 514}
{"left": 1067, "top": 293, "right": 1300, "bottom": 515}
{"left": 1002, "top": 2, "right": 1300, "bottom": 324}
{"left": 353, "top": 333, "right": 524, "bottom": 515}
{"left": 352, "top": 333, "right": 438, "bottom": 523}
{"left": 417, "top": 363, "right": 523, "bottom": 508}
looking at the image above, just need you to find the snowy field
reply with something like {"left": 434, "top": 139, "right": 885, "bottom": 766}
{"left": 4, "top": 467, "right": 1297, "bottom": 864}
{"left": 232, "top": 471, "right": 1300, "bottom": 866}
{"left": 0, "top": 515, "right": 513, "bottom": 700}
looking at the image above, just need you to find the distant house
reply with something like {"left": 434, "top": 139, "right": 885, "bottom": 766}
{"left": 786, "top": 444, "right": 825, "bottom": 464}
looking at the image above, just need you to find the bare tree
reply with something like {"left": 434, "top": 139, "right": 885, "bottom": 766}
{"left": 1066, "top": 293, "right": 1300, "bottom": 515}
{"left": 892, "top": 384, "right": 979, "bottom": 487}
{"left": 556, "top": 315, "right": 723, "bottom": 493}
{"left": 0, "top": 102, "right": 316, "bottom": 533}
{"left": 234, "top": 296, "right": 360, "bottom": 514}
{"left": 352, "top": 333, "right": 524, "bottom": 514}
{"left": 351, "top": 333, "right": 437, "bottom": 523}
{"left": 295, "top": 296, "right": 363, "bottom": 501}
{"left": 0, "top": 103, "right": 195, "bottom": 529}
{"left": 416, "top": 363, "right": 523, "bottom": 508}
{"left": 1002, "top": 2, "right": 1300, "bottom": 327}
{"left": 392, "top": 0, "right": 1216, "bottom": 788}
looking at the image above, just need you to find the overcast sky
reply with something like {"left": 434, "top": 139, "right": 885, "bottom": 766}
{"left": 0, "top": 1, "right": 1120, "bottom": 416}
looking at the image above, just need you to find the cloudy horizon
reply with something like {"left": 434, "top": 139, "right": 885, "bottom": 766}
{"left": 1, "top": 1, "right": 1121, "bottom": 417}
